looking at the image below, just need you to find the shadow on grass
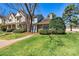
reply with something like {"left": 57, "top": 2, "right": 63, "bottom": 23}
{"left": 39, "top": 33, "right": 66, "bottom": 35}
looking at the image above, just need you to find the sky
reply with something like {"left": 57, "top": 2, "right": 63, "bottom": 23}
{"left": 0, "top": 3, "right": 69, "bottom": 17}
{"left": 35, "top": 3, "right": 69, "bottom": 17}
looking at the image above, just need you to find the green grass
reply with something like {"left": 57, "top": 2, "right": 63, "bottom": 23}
{"left": 0, "top": 32, "right": 79, "bottom": 56}
{"left": 0, "top": 32, "right": 27, "bottom": 40}
{"left": 0, "top": 31, "right": 5, "bottom": 35}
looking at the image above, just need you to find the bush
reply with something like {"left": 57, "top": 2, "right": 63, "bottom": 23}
{"left": 38, "top": 29, "right": 52, "bottom": 35}
{"left": 49, "top": 29, "right": 56, "bottom": 34}
{"left": 6, "top": 29, "right": 14, "bottom": 32}
{"left": 49, "top": 17, "right": 66, "bottom": 34}
{"left": 1, "top": 28, "right": 6, "bottom": 31}
{"left": 13, "top": 29, "right": 26, "bottom": 33}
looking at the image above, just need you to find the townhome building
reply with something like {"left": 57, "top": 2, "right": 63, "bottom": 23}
{"left": 0, "top": 9, "right": 27, "bottom": 31}
{"left": 15, "top": 10, "right": 27, "bottom": 30}
{"left": 0, "top": 9, "right": 53, "bottom": 32}
{"left": 5, "top": 13, "right": 17, "bottom": 30}
{"left": 37, "top": 13, "right": 54, "bottom": 31}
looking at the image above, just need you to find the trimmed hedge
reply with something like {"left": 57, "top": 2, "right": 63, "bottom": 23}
{"left": 6, "top": 29, "right": 14, "bottom": 32}
{"left": 13, "top": 29, "right": 26, "bottom": 33}
{"left": 38, "top": 29, "right": 52, "bottom": 35}
{"left": 39, "top": 29, "right": 66, "bottom": 35}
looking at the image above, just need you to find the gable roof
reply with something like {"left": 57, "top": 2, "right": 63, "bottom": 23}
{"left": 18, "top": 9, "right": 27, "bottom": 17}
{"left": 38, "top": 19, "right": 50, "bottom": 25}
{"left": 6, "top": 12, "right": 16, "bottom": 19}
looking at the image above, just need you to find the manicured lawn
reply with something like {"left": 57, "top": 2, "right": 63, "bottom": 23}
{"left": 0, "top": 32, "right": 79, "bottom": 56}
{"left": 0, "top": 32, "right": 32, "bottom": 40}
{"left": 0, "top": 31, "right": 5, "bottom": 35}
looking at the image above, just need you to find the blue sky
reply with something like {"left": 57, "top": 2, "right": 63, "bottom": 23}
{"left": 0, "top": 3, "right": 69, "bottom": 17}
{"left": 35, "top": 3, "right": 69, "bottom": 17}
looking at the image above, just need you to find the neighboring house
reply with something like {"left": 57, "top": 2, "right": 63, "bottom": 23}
{"left": 32, "top": 15, "right": 44, "bottom": 32}
{"left": 15, "top": 10, "right": 27, "bottom": 30}
{"left": 0, "top": 15, "right": 6, "bottom": 25}
{"left": 5, "top": 13, "right": 17, "bottom": 30}
{"left": 0, "top": 15, "right": 7, "bottom": 29}
{"left": 0, "top": 17, "right": 2, "bottom": 24}
{"left": 0, "top": 16, "right": 3, "bottom": 29}
{"left": 0, "top": 16, "right": 3, "bottom": 25}
{"left": 37, "top": 19, "right": 49, "bottom": 30}
{"left": 0, "top": 9, "right": 27, "bottom": 30}
{"left": 36, "top": 13, "right": 54, "bottom": 31}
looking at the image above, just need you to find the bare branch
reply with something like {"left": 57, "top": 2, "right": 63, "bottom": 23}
{"left": 32, "top": 3, "right": 37, "bottom": 15}
{"left": 20, "top": 3, "right": 27, "bottom": 15}
{"left": 5, "top": 3, "right": 19, "bottom": 11}
{"left": 24, "top": 3, "right": 32, "bottom": 17}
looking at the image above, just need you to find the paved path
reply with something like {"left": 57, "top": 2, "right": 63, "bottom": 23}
{"left": 66, "top": 28, "right": 79, "bottom": 32}
{"left": 0, "top": 34, "right": 34, "bottom": 48}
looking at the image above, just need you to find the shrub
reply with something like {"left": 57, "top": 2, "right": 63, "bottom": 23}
{"left": 13, "top": 29, "right": 26, "bottom": 33}
{"left": 49, "top": 29, "right": 57, "bottom": 34}
{"left": 38, "top": 29, "right": 52, "bottom": 35}
{"left": 1, "top": 28, "right": 6, "bottom": 31}
{"left": 6, "top": 29, "right": 14, "bottom": 32}
{"left": 49, "top": 17, "right": 66, "bottom": 34}
{"left": 0, "top": 26, "right": 7, "bottom": 31}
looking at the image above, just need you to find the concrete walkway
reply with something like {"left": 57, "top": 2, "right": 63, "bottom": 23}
{"left": 66, "top": 28, "right": 79, "bottom": 32}
{"left": 0, "top": 34, "right": 34, "bottom": 48}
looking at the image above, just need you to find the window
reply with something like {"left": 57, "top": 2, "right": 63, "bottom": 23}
{"left": 43, "top": 25, "right": 48, "bottom": 29}
{"left": 9, "top": 19, "right": 12, "bottom": 22}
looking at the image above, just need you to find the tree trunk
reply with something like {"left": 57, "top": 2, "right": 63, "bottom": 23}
{"left": 26, "top": 16, "right": 32, "bottom": 32}
{"left": 30, "top": 17, "right": 32, "bottom": 32}
{"left": 27, "top": 23, "right": 31, "bottom": 32}
{"left": 70, "top": 24, "right": 72, "bottom": 31}
{"left": 70, "top": 18, "right": 73, "bottom": 31}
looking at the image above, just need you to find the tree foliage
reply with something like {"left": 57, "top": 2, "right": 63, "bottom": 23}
{"left": 49, "top": 17, "right": 66, "bottom": 34}
{"left": 71, "top": 16, "right": 78, "bottom": 27}
{"left": 63, "top": 4, "right": 79, "bottom": 31}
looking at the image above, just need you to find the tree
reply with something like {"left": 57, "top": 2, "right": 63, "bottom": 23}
{"left": 71, "top": 16, "right": 78, "bottom": 28}
{"left": 49, "top": 13, "right": 56, "bottom": 29}
{"left": 5, "top": 3, "right": 38, "bottom": 32}
{"left": 49, "top": 17, "right": 66, "bottom": 34}
{"left": 24, "top": 3, "right": 37, "bottom": 32}
{"left": 63, "top": 4, "right": 79, "bottom": 31}
{"left": 63, "top": 4, "right": 76, "bottom": 31}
